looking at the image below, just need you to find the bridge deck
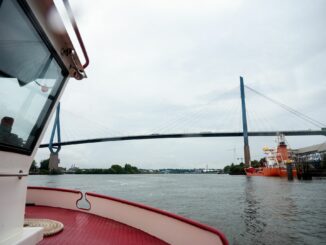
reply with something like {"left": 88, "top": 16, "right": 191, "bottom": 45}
{"left": 40, "top": 130, "right": 326, "bottom": 148}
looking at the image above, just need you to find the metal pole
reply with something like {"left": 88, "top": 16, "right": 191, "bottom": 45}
{"left": 240, "top": 77, "right": 251, "bottom": 166}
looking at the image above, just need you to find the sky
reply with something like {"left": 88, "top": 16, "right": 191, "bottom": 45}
{"left": 35, "top": 0, "right": 326, "bottom": 169}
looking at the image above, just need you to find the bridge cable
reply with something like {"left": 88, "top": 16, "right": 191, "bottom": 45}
{"left": 245, "top": 85, "right": 326, "bottom": 128}
{"left": 153, "top": 86, "right": 239, "bottom": 133}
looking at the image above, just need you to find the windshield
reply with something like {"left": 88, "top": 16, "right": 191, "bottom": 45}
{"left": 0, "top": 0, "right": 67, "bottom": 154}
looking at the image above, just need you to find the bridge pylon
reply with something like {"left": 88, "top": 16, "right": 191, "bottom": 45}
{"left": 48, "top": 102, "right": 61, "bottom": 171}
{"left": 240, "top": 77, "right": 251, "bottom": 166}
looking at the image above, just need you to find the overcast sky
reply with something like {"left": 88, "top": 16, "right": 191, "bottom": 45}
{"left": 35, "top": 0, "right": 326, "bottom": 169}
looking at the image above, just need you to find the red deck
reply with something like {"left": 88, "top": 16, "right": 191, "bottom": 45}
{"left": 25, "top": 206, "right": 168, "bottom": 245}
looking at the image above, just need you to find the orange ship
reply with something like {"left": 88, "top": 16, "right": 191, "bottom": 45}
{"left": 245, "top": 134, "right": 297, "bottom": 177}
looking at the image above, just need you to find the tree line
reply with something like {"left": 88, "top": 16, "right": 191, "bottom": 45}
{"left": 74, "top": 164, "right": 140, "bottom": 174}
{"left": 29, "top": 159, "right": 140, "bottom": 175}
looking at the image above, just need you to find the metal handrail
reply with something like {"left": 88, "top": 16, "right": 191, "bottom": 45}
{"left": 62, "top": 0, "right": 89, "bottom": 69}
{"left": 0, "top": 171, "right": 28, "bottom": 179}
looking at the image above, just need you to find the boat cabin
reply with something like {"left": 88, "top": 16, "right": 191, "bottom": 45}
{"left": 0, "top": 0, "right": 87, "bottom": 243}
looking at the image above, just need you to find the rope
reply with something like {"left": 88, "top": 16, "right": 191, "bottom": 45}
{"left": 24, "top": 218, "right": 64, "bottom": 237}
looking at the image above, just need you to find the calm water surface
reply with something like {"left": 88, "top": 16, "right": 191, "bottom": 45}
{"left": 28, "top": 174, "right": 326, "bottom": 245}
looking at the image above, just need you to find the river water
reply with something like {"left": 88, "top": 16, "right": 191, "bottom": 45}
{"left": 28, "top": 174, "right": 326, "bottom": 245}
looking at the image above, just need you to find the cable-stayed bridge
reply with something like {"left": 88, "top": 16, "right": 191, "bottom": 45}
{"left": 42, "top": 77, "right": 326, "bottom": 168}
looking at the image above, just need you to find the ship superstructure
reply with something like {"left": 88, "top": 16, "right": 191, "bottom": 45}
{"left": 245, "top": 134, "right": 296, "bottom": 177}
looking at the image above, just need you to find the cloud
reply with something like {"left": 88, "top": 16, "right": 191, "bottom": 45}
{"left": 35, "top": 0, "right": 326, "bottom": 169}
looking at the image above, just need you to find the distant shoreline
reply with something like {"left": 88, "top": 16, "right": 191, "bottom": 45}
{"left": 29, "top": 170, "right": 227, "bottom": 175}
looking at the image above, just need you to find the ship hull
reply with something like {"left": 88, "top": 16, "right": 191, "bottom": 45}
{"left": 26, "top": 186, "right": 228, "bottom": 245}
{"left": 245, "top": 167, "right": 297, "bottom": 177}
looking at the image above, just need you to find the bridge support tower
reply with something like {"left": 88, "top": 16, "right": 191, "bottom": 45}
{"left": 240, "top": 77, "right": 251, "bottom": 166}
{"left": 48, "top": 103, "right": 61, "bottom": 171}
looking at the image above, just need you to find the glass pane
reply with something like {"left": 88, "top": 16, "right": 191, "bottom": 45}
{"left": 0, "top": 0, "right": 66, "bottom": 153}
